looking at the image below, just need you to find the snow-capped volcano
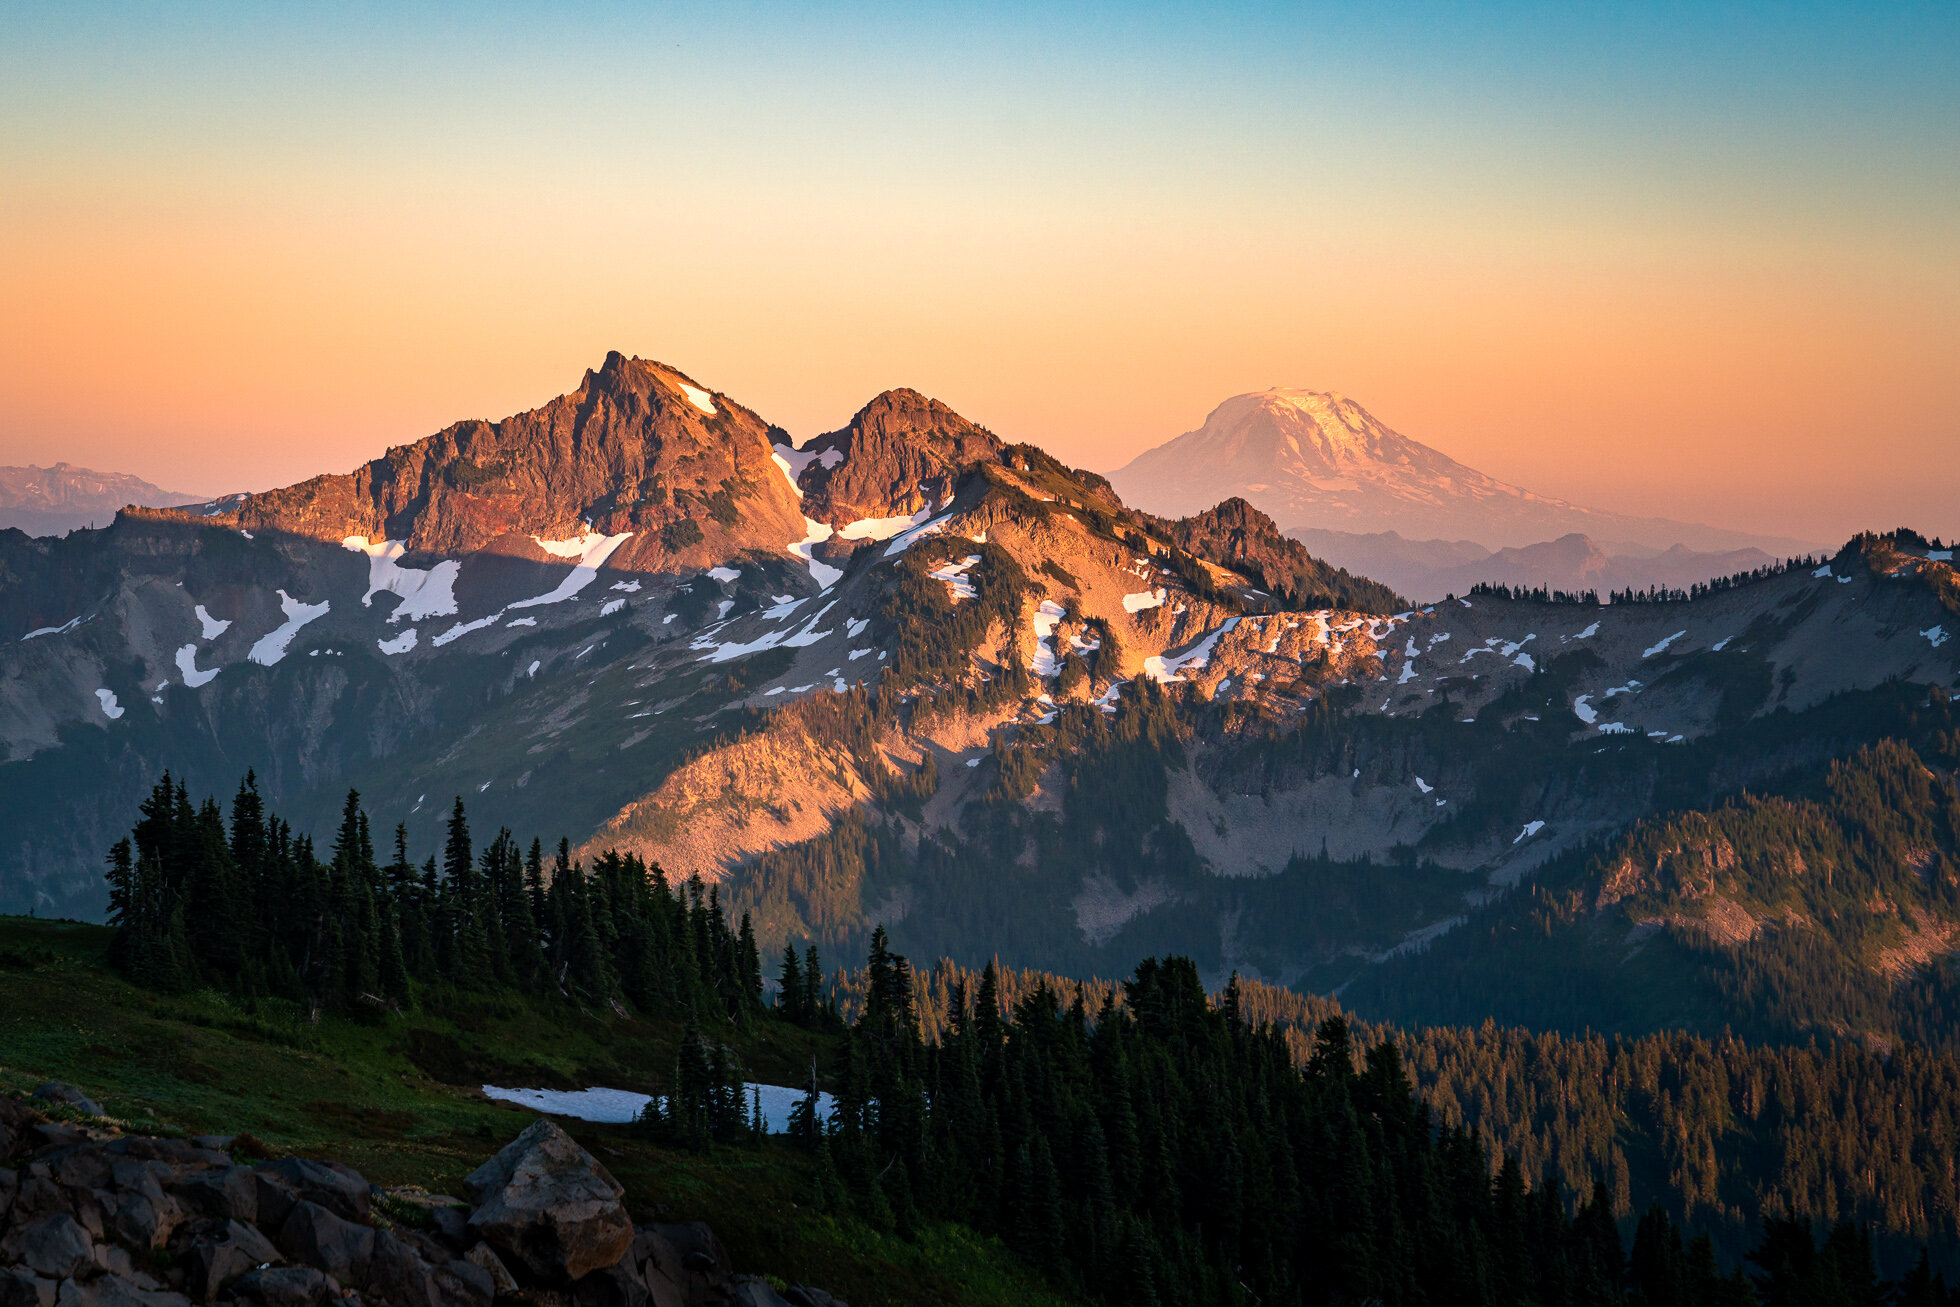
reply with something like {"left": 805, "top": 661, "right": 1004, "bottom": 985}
{"left": 1109, "top": 389, "right": 1814, "bottom": 554}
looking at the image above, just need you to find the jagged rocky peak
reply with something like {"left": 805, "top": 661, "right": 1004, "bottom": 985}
{"left": 794, "top": 387, "right": 1004, "bottom": 528}
{"left": 152, "top": 352, "right": 808, "bottom": 571}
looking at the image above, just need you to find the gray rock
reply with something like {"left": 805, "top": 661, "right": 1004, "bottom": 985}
{"left": 0, "top": 1098, "right": 44, "bottom": 1162}
{"left": 100, "top": 1163, "right": 185, "bottom": 1252}
{"left": 183, "top": 1221, "right": 281, "bottom": 1303}
{"left": 0, "top": 1269, "right": 55, "bottom": 1307}
{"left": 247, "top": 1176, "right": 296, "bottom": 1235}
{"left": 0, "top": 1214, "right": 95, "bottom": 1280}
{"left": 275, "top": 1200, "right": 373, "bottom": 1284}
{"left": 427, "top": 1208, "right": 469, "bottom": 1254}
{"left": 783, "top": 1289, "right": 849, "bottom": 1307}
{"left": 255, "top": 1161, "right": 368, "bottom": 1225}
{"left": 31, "top": 1085, "right": 103, "bottom": 1118}
{"left": 727, "top": 1278, "right": 793, "bottom": 1307}
{"left": 463, "top": 1120, "right": 631, "bottom": 1283}
{"left": 460, "top": 1245, "right": 516, "bottom": 1297}
{"left": 164, "top": 1167, "right": 257, "bottom": 1225}
{"left": 430, "top": 1259, "right": 494, "bottom": 1307}
{"left": 213, "top": 1268, "right": 342, "bottom": 1307}
{"left": 0, "top": 1167, "right": 16, "bottom": 1224}
{"left": 53, "top": 1275, "right": 192, "bottom": 1307}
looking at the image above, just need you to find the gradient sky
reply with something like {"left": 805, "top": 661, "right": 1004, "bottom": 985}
{"left": 2, "top": 2, "right": 1955, "bottom": 544}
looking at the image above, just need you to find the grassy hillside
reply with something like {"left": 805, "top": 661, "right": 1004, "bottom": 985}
{"left": 0, "top": 915, "right": 1079, "bottom": 1307}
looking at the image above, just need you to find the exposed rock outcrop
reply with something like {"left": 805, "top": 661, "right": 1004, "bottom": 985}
{"left": 0, "top": 1096, "right": 844, "bottom": 1307}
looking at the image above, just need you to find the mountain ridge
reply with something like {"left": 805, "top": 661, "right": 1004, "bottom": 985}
{"left": 0, "top": 461, "right": 202, "bottom": 536}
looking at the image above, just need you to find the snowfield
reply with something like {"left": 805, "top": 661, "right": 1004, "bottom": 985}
{"left": 343, "top": 536, "right": 461, "bottom": 622}
{"left": 248, "top": 591, "right": 331, "bottom": 665}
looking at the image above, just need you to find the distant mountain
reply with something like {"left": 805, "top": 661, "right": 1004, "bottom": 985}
{"left": 1293, "top": 527, "right": 1787, "bottom": 602}
{"left": 1108, "top": 388, "right": 1818, "bottom": 554}
{"left": 0, "top": 462, "right": 201, "bottom": 536}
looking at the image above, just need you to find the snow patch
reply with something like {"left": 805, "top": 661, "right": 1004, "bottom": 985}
{"left": 708, "top": 566, "right": 741, "bottom": 583}
{"left": 249, "top": 591, "right": 330, "bottom": 665}
{"left": 1813, "top": 564, "right": 1834, "bottom": 579}
{"left": 175, "top": 643, "right": 220, "bottom": 687}
{"left": 771, "top": 443, "right": 815, "bottom": 493}
{"left": 432, "top": 613, "right": 504, "bottom": 646}
{"left": 376, "top": 628, "right": 418, "bottom": 656}
{"left": 929, "top": 555, "right": 981, "bottom": 601}
{"left": 1642, "top": 630, "right": 1687, "bottom": 658}
{"left": 481, "top": 1081, "right": 842, "bottom": 1132}
{"left": 342, "top": 536, "right": 461, "bottom": 622}
{"left": 527, "top": 660, "right": 541, "bottom": 677}
{"left": 1143, "top": 617, "right": 1240, "bottom": 684}
{"left": 1573, "top": 695, "right": 1598, "bottom": 725}
{"left": 507, "top": 617, "right": 536, "bottom": 628}
{"left": 840, "top": 508, "right": 931, "bottom": 542}
{"left": 21, "top": 617, "right": 82, "bottom": 641}
{"left": 194, "top": 605, "right": 231, "bottom": 640}
{"left": 611, "top": 580, "right": 642, "bottom": 593}
{"left": 790, "top": 519, "right": 842, "bottom": 588}
{"left": 1031, "top": 600, "right": 1066, "bottom": 677}
{"left": 678, "top": 382, "right": 716, "bottom": 415}
{"left": 1123, "top": 589, "right": 1167, "bottom": 614}
{"left": 1572, "top": 622, "right": 1599, "bottom": 640}
{"left": 94, "top": 688, "right": 124, "bottom": 720}
{"left": 1413, "top": 776, "right": 1433, "bottom": 794}
{"left": 511, "top": 533, "right": 632, "bottom": 609}
{"left": 602, "top": 598, "right": 626, "bottom": 617}
{"left": 1514, "top": 820, "right": 1546, "bottom": 844}
{"left": 881, "top": 513, "right": 953, "bottom": 556}
{"left": 1924, "top": 626, "right": 1950, "bottom": 648}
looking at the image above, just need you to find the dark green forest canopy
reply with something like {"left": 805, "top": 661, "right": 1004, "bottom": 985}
{"left": 93, "top": 774, "right": 1960, "bottom": 1305}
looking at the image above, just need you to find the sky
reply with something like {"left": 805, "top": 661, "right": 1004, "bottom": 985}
{"left": 1, "top": 2, "right": 1955, "bottom": 544}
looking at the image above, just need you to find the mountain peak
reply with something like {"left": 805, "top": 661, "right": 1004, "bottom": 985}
{"left": 1112, "top": 388, "right": 1813, "bottom": 555}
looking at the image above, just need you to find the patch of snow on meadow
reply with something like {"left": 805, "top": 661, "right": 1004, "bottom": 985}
{"left": 1643, "top": 631, "right": 1687, "bottom": 658}
{"left": 601, "top": 599, "right": 626, "bottom": 617}
{"left": 194, "top": 605, "right": 231, "bottom": 639}
{"left": 1143, "top": 617, "right": 1240, "bottom": 684}
{"left": 377, "top": 628, "right": 418, "bottom": 656}
{"left": 1123, "top": 589, "right": 1167, "bottom": 614}
{"left": 343, "top": 537, "right": 461, "bottom": 622}
{"left": 175, "top": 643, "right": 219, "bottom": 687}
{"left": 611, "top": 580, "right": 642, "bottom": 593}
{"left": 95, "top": 688, "right": 124, "bottom": 720}
{"left": 249, "top": 591, "right": 330, "bottom": 665}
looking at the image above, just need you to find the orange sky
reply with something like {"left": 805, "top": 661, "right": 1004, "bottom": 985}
{"left": 2, "top": 4, "right": 1955, "bottom": 544}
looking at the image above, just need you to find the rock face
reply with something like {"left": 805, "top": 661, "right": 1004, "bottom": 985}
{"left": 794, "top": 388, "right": 1003, "bottom": 534}
{"left": 461, "top": 1118, "right": 631, "bottom": 1282}
{"left": 0, "top": 1096, "right": 847, "bottom": 1307}
{"left": 171, "top": 352, "right": 810, "bottom": 574}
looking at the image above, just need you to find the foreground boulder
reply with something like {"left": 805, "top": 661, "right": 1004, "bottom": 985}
{"left": 0, "top": 1099, "right": 846, "bottom": 1307}
{"left": 463, "top": 1119, "right": 632, "bottom": 1282}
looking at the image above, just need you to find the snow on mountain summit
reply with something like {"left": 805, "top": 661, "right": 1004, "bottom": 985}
{"left": 1110, "top": 389, "right": 1812, "bottom": 555}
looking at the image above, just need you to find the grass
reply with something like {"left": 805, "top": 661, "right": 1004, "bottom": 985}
{"left": 0, "top": 915, "right": 1081, "bottom": 1307}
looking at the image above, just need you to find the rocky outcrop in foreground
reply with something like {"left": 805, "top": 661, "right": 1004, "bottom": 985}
{"left": 0, "top": 1091, "right": 843, "bottom": 1307}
